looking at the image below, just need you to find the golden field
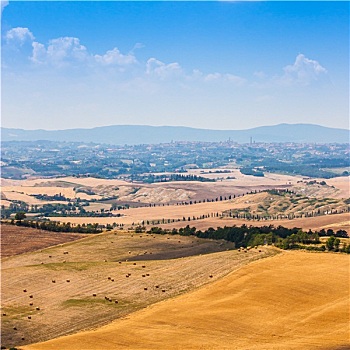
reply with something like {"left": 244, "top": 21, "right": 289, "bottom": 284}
{"left": 21, "top": 250, "right": 350, "bottom": 350}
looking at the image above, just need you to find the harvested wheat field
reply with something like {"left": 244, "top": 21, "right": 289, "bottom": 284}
{"left": 0, "top": 225, "right": 88, "bottom": 257}
{"left": 1, "top": 230, "right": 274, "bottom": 349}
{"left": 22, "top": 251, "right": 350, "bottom": 350}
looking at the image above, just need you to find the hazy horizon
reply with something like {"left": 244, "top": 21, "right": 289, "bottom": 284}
{"left": 2, "top": 122, "right": 349, "bottom": 132}
{"left": 1, "top": 1, "right": 349, "bottom": 130}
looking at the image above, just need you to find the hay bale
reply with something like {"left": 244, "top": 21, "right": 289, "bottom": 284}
{"left": 22, "top": 337, "right": 25, "bottom": 340}
{"left": 2, "top": 313, "right": 6, "bottom": 316}
{"left": 155, "top": 285, "right": 159, "bottom": 289}
{"left": 13, "top": 327, "right": 17, "bottom": 330}
{"left": 108, "top": 277, "right": 111, "bottom": 280}
{"left": 162, "top": 289, "right": 166, "bottom": 292}
{"left": 115, "top": 300, "right": 118, "bottom": 304}
{"left": 142, "top": 275, "right": 145, "bottom": 277}
{"left": 209, "top": 275, "right": 213, "bottom": 278}
{"left": 142, "top": 265, "right": 146, "bottom": 268}
{"left": 146, "top": 273, "right": 150, "bottom": 276}
{"left": 66, "top": 280, "right": 70, "bottom": 283}
{"left": 23, "top": 289, "right": 27, "bottom": 293}
{"left": 144, "top": 287, "right": 148, "bottom": 291}
{"left": 133, "top": 263, "right": 137, "bottom": 265}
{"left": 126, "top": 275, "right": 129, "bottom": 278}
{"left": 36, "top": 307, "right": 40, "bottom": 311}
{"left": 119, "top": 261, "right": 122, "bottom": 264}
{"left": 93, "top": 293, "right": 97, "bottom": 297}
{"left": 28, "top": 316, "right": 31, "bottom": 319}
{"left": 29, "top": 302, "right": 33, "bottom": 306}
{"left": 52, "top": 280, "right": 56, "bottom": 283}
{"left": 49, "top": 255, "right": 52, "bottom": 258}
{"left": 29, "top": 295, "right": 33, "bottom": 298}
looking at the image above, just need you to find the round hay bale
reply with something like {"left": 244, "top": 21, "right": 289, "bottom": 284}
{"left": 142, "top": 275, "right": 145, "bottom": 277}
{"left": 23, "top": 289, "right": 27, "bottom": 293}
{"left": 144, "top": 287, "right": 148, "bottom": 291}
{"left": 259, "top": 250, "right": 262, "bottom": 252}
{"left": 22, "top": 337, "right": 25, "bottom": 340}
{"left": 66, "top": 280, "right": 70, "bottom": 283}
{"left": 28, "top": 316, "right": 31, "bottom": 319}
{"left": 41, "top": 262, "right": 44, "bottom": 264}
{"left": 155, "top": 285, "right": 159, "bottom": 288}
{"left": 209, "top": 275, "right": 213, "bottom": 278}
{"left": 162, "top": 289, "right": 166, "bottom": 293}
{"left": 13, "top": 327, "right": 17, "bottom": 330}
{"left": 126, "top": 275, "right": 129, "bottom": 278}
{"left": 142, "top": 265, "right": 146, "bottom": 268}
{"left": 52, "top": 280, "right": 56, "bottom": 283}
{"left": 115, "top": 300, "right": 118, "bottom": 304}
{"left": 111, "top": 279, "right": 114, "bottom": 282}
{"left": 108, "top": 277, "right": 111, "bottom": 280}
{"left": 93, "top": 293, "right": 97, "bottom": 297}
{"left": 29, "top": 303, "right": 33, "bottom": 306}
{"left": 29, "top": 295, "right": 33, "bottom": 298}
{"left": 49, "top": 255, "right": 52, "bottom": 258}
{"left": 146, "top": 273, "right": 150, "bottom": 276}
{"left": 36, "top": 307, "right": 40, "bottom": 311}
{"left": 119, "top": 261, "right": 122, "bottom": 264}
{"left": 2, "top": 313, "right": 6, "bottom": 316}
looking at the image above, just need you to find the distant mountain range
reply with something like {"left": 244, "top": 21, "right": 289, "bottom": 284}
{"left": 1, "top": 124, "right": 349, "bottom": 145}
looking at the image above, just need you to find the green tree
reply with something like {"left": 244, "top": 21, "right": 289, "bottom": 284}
{"left": 15, "top": 212, "right": 26, "bottom": 221}
{"left": 326, "top": 236, "right": 336, "bottom": 251}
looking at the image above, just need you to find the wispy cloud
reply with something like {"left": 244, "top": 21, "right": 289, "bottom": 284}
{"left": 146, "top": 58, "right": 183, "bottom": 79}
{"left": 94, "top": 48, "right": 137, "bottom": 66}
{"left": 203, "top": 72, "right": 246, "bottom": 85}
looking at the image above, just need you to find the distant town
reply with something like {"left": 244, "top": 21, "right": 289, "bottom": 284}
{"left": 1, "top": 140, "right": 349, "bottom": 180}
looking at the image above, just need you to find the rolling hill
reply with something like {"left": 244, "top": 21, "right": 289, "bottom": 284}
{"left": 2, "top": 123, "right": 349, "bottom": 145}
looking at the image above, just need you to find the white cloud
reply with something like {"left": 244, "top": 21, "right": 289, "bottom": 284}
{"left": 204, "top": 72, "right": 245, "bottom": 85}
{"left": 146, "top": 58, "right": 182, "bottom": 79}
{"left": 31, "top": 41, "right": 47, "bottom": 64}
{"left": 30, "top": 37, "right": 88, "bottom": 67}
{"left": 94, "top": 47, "right": 137, "bottom": 66}
{"left": 204, "top": 72, "right": 222, "bottom": 81}
{"left": 279, "top": 54, "right": 327, "bottom": 86}
{"left": 6, "top": 27, "right": 35, "bottom": 44}
{"left": 254, "top": 71, "right": 266, "bottom": 79}
{"left": 1, "top": 0, "right": 9, "bottom": 15}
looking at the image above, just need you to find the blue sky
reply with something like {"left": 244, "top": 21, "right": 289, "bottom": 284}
{"left": 1, "top": 1, "right": 349, "bottom": 130}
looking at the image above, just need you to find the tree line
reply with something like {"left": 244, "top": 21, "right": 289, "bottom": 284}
{"left": 147, "top": 224, "right": 350, "bottom": 253}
